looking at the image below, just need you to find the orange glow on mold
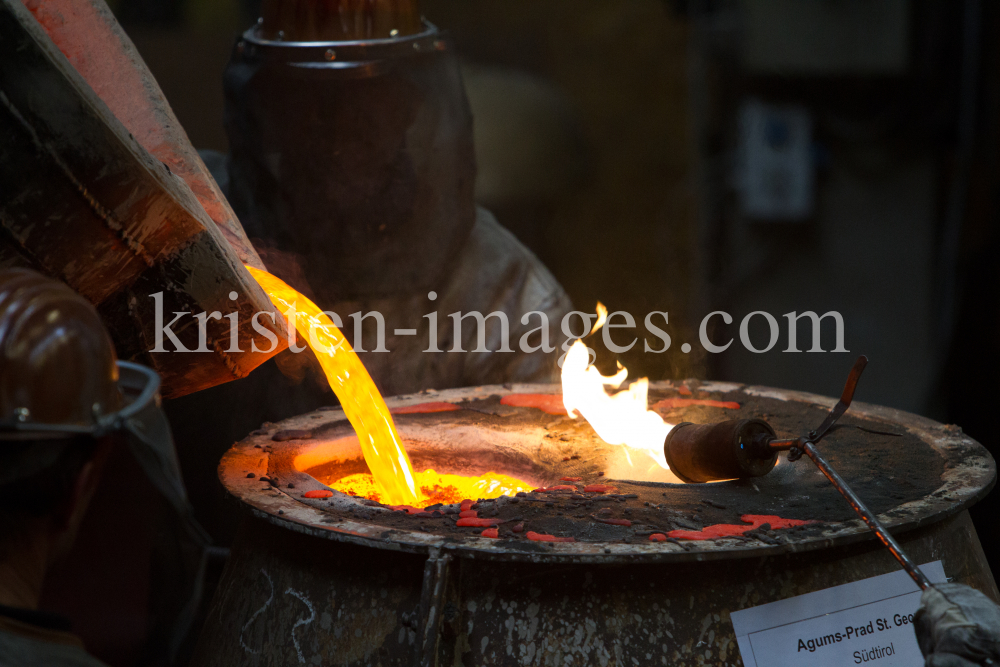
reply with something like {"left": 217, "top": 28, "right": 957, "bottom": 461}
{"left": 247, "top": 267, "right": 534, "bottom": 506}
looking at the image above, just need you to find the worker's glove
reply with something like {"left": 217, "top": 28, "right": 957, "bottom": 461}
{"left": 914, "top": 583, "right": 1000, "bottom": 666}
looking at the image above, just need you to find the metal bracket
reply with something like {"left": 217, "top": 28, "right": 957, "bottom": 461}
{"left": 414, "top": 547, "right": 453, "bottom": 667}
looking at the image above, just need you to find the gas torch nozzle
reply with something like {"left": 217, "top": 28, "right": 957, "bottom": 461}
{"left": 662, "top": 418, "right": 780, "bottom": 483}
{"left": 659, "top": 355, "right": 933, "bottom": 591}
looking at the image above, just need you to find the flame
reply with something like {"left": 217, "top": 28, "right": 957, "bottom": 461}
{"left": 247, "top": 266, "right": 419, "bottom": 505}
{"left": 590, "top": 302, "right": 608, "bottom": 334}
{"left": 247, "top": 267, "right": 533, "bottom": 506}
{"left": 561, "top": 304, "right": 673, "bottom": 468}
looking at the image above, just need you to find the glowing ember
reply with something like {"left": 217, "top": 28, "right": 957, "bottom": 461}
{"left": 561, "top": 303, "right": 675, "bottom": 469}
{"left": 247, "top": 266, "right": 420, "bottom": 506}
{"left": 329, "top": 470, "right": 533, "bottom": 506}
{"left": 667, "top": 514, "right": 815, "bottom": 541}
{"left": 652, "top": 398, "right": 741, "bottom": 410}
{"left": 457, "top": 517, "right": 504, "bottom": 527}
{"left": 499, "top": 393, "right": 566, "bottom": 414}
{"left": 526, "top": 531, "right": 575, "bottom": 543}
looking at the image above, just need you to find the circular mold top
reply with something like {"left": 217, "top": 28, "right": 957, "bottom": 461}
{"left": 219, "top": 381, "right": 995, "bottom": 564}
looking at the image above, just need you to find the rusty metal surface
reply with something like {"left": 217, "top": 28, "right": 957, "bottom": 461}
{"left": 0, "top": 0, "right": 287, "bottom": 398}
{"left": 217, "top": 382, "right": 996, "bottom": 564}
{"left": 197, "top": 517, "right": 425, "bottom": 667}
{"left": 23, "top": 0, "right": 268, "bottom": 271}
{"left": 192, "top": 509, "right": 997, "bottom": 667}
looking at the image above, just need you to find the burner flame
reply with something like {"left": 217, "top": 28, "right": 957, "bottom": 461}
{"left": 590, "top": 302, "right": 608, "bottom": 334}
{"left": 561, "top": 303, "right": 674, "bottom": 469}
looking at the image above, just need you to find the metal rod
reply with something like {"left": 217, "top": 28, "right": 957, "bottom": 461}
{"left": 801, "top": 441, "right": 932, "bottom": 591}
{"left": 759, "top": 356, "right": 932, "bottom": 590}
{"left": 763, "top": 438, "right": 799, "bottom": 452}
{"left": 810, "top": 355, "right": 868, "bottom": 442}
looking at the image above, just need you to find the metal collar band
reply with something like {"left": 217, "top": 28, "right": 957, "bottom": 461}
{"left": 237, "top": 20, "right": 448, "bottom": 69}
{"left": 0, "top": 361, "right": 160, "bottom": 439}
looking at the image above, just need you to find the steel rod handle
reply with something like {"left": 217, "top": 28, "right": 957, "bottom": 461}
{"left": 801, "top": 441, "right": 932, "bottom": 591}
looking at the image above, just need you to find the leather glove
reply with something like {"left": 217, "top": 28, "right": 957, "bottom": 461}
{"left": 914, "top": 583, "right": 1000, "bottom": 666}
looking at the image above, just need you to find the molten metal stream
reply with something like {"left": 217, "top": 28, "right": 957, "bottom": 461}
{"left": 248, "top": 267, "right": 533, "bottom": 507}
{"left": 247, "top": 266, "right": 419, "bottom": 505}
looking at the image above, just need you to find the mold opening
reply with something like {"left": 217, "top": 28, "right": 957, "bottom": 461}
{"left": 295, "top": 435, "right": 544, "bottom": 506}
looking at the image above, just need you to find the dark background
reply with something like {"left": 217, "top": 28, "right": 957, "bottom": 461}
{"left": 110, "top": 0, "right": 1000, "bottom": 585}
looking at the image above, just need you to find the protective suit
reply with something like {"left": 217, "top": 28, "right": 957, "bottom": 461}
{"left": 254, "top": 206, "right": 572, "bottom": 397}
{"left": 0, "top": 269, "right": 208, "bottom": 667}
{"left": 219, "top": 16, "right": 574, "bottom": 396}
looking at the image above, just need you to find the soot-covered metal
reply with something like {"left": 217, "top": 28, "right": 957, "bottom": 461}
{"left": 193, "top": 381, "right": 996, "bottom": 667}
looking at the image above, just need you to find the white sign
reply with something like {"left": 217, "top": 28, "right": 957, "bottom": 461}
{"left": 731, "top": 561, "right": 946, "bottom": 666}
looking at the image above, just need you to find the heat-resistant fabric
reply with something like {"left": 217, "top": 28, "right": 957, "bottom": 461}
{"left": 263, "top": 207, "right": 575, "bottom": 397}
{"left": 112, "top": 363, "right": 211, "bottom": 665}
{"left": 915, "top": 583, "right": 1000, "bottom": 666}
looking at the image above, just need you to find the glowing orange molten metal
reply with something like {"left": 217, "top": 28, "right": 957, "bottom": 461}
{"left": 329, "top": 470, "right": 533, "bottom": 507}
{"left": 247, "top": 267, "right": 532, "bottom": 507}
{"left": 247, "top": 266, "right": 419, "bottom": 506}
